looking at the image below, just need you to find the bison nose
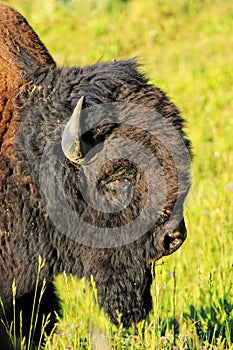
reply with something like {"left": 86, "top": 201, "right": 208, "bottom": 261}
{"left": 158, "top": 220, "right": 187, "bottom": 256}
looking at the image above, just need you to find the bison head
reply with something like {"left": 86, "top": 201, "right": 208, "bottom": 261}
{"left": 38, "top": 94, "right": 191, "bottom": 326}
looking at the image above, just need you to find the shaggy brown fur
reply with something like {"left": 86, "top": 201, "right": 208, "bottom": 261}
{"left": 0, "top": 3, "right": 55, "bottom": 188}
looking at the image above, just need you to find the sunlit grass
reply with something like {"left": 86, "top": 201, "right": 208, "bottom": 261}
{"left": 0, "top": 257, "right": 51, "bottom": 350}
{"left": 2, "top": 0, "right": 233, "bottom": 348}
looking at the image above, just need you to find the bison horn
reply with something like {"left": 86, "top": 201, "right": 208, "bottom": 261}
{"left": 61, "top": 96, "right": 85, "bottom": 164}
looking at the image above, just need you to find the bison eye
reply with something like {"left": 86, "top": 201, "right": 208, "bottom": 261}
{"left": 107, "top": 178, "right": 131, "bottom": 189}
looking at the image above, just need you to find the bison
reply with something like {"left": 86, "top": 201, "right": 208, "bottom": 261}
{"left": 0, "top": 3, "right": 191, "bottom": 349}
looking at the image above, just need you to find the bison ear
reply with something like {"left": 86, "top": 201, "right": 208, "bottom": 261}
{"left": 61, "top": 96, "right": 85, "bottom": 164}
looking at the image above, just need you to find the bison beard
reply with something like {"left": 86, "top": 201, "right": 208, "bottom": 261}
{"left": 0, "top": 3, "right": 191, "bottom": 349}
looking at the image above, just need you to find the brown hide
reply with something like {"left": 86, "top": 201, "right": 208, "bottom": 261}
{"left": 0, "top": 3, "right": 55, "bottom": 186}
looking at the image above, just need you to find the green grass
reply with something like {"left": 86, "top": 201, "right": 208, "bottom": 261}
{"left": 0, "top": 257, "right": 51, "bottom": 350}
{"left": 2, "top": 0, "right": 233, "bottom": 348}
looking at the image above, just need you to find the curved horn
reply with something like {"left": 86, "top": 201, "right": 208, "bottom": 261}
{"left": 61, "top": 96, "right": 84, "bottom": 164}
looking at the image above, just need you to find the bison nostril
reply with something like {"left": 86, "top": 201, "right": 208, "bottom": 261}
{"left": 164, "top": 233, "right": 178, "bottom": 251}
{"left": 164, "top": 233, "right": 182, "bottom": 252}
{"left": 160, "top": 222, "right": 187, "bottom": 256}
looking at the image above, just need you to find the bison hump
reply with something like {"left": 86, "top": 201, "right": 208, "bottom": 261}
{"left": 0, "top": 3, "right": 55, "bottom": 105}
